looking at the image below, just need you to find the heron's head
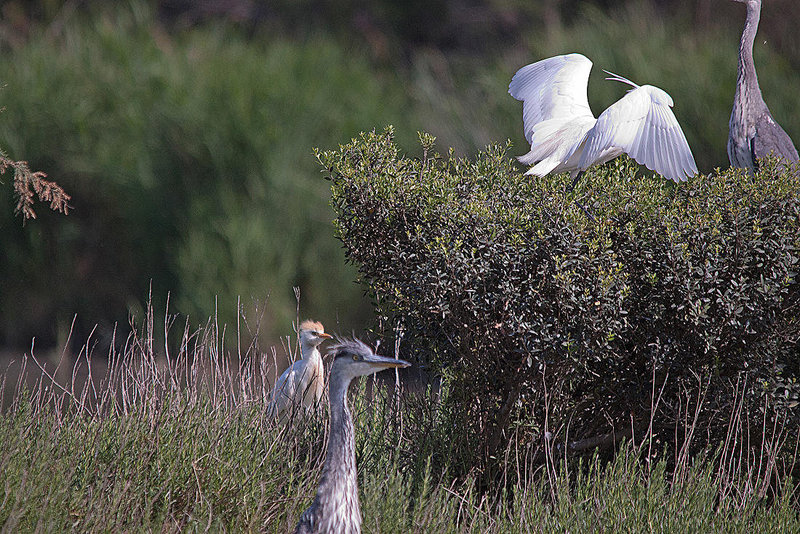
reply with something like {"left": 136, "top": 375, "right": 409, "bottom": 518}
{"left": 299, "top": 320, "right": 332, "bottom": 348}
{"left": 329, "top": 337, "right": 411, "bottom": 381}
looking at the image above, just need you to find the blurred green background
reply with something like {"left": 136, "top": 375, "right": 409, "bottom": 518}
{"left": 1, "top": 0, "right": 799, "bottom": 351}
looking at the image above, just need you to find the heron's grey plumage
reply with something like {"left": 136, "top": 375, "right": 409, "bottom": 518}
{"left": 294, "top": 338, "right": 410, "bottom": 534}
{"left": 728, "top": 0, "right": 799, "bottom": 172}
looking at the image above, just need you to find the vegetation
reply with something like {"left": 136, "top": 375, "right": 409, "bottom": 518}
{"left": 0, "top": 148, "right": 70, "bottom": 220}
{"left": 0, "top": 5, "right": 418, "bottom": 348}
{"left": 1, "top": 1, "right": 799, "bottom": 528}
{"left": 1, "top": 303, "right": 797, "bottom": 531}
{"left": 325, "top": 128, "right": 800, "bottom": 479}
{"left": 2, "top": 1, "right": 800, "bottom": 349}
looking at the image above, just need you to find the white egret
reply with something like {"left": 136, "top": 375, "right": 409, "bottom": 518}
{"left": 268, "top": 320, "right": 332, "bottom": 417}
{"left": 508, "top": 53, "right": 698, "bottom": 187}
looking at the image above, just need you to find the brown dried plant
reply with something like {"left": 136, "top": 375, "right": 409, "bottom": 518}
{"left": 1, "top": 150, "right": 70, "bottom": 221}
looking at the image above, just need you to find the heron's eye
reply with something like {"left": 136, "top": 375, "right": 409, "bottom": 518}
{"left": 352, "top": 354, "right": 361, "bottom": 362}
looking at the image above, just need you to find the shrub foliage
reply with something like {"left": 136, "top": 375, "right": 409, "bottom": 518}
{"left": 323, "top": 127, "right": 800, "bottom": 475}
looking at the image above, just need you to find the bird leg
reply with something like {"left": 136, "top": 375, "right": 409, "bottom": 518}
{"left": 564, "top": 170, "right": 596, "bottom": 222}
{"left": 567, "top": 170, "right": 584, "bottom": 192}
{"left": 573, "top": 199, "right": 596, "bottom": 223}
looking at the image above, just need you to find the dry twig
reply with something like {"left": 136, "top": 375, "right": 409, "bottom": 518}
{"left": 1, "top": 153, "right": 70, "bottom": 221}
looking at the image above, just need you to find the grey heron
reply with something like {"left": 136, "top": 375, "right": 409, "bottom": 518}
{"left": 728, "top": 0, "right": 799, "bottom": 172}
{"left": 294, "top": 338, "right": 410, "bottom": 534}
{"left": 509, "top": 53, "right": 698, "bottom": 189}
{"left": 268, "top": 320, "right": 332, "bottom": 417}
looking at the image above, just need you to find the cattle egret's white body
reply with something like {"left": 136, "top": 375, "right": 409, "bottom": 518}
{"left": 269, "top": 320, "right": 331, "bottom": 417}
{"left": 509, "top": 53, "right": 698, "bottom": 183}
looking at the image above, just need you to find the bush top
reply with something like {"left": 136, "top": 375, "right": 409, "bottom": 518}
{"left": 321, "top": 127, "right": 799, "bottom": 471}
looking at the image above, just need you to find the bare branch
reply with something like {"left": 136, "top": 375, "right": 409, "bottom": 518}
{"left": 1, "top": 153, "right": 71, "bottom": 221}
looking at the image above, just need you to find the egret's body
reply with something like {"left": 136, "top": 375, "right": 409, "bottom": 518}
{"left": 295, "top": 338, "right": 410, "bottom": 534}
{"left": 728, "top": 0, "right": 798, "bottom": 172}
{"left": 269, "top": 320, "right": 331, "bottom": 417}
{"left": 509, "top": 53, "right": 698, "bottom": 183}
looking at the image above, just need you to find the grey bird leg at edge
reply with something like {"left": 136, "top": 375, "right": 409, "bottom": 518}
{"left": 566, "top": 170, "right": 596, "bottom": 223}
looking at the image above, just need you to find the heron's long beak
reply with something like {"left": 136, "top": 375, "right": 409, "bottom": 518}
{"left": 319, "top": 332, "right": 333, "bottom": 339}
{"left": 365, "top": 354, "right": 411, "bottom": 369}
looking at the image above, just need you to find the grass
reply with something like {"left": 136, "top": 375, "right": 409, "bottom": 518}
{"left": 1, "top": 301, "right": 797, "bottom": 532}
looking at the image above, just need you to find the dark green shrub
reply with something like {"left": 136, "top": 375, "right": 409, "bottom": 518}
{"left": 323, "top": 127, "right": 800, "bottom": 477}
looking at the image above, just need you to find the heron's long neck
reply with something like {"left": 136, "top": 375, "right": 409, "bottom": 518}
{"left": 326, "top": 375, "right": 357, "bottom": 478}
{"left": 736, "top": 2, "right": 765, "bottom": 110}
{"left": 314, "top": 373, "right": 361, "bottom": 532}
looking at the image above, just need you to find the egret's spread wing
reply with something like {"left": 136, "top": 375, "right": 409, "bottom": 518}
{"left": 581, "top": 85, "right": 698, "bottom": 182}
{"left": 509, "top": 54, "right": 595, "bottom": 144}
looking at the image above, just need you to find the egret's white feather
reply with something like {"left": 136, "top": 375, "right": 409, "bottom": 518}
{"left": 268, "top": 323, "right": 330, "bottom": 418}
{"left": 603, "top": 70, "right": 639, "bottom": 89}
{"left": 508, "top": 53, "right": 594, "bottom": 144}
{"left": 510, "top": 54, "right": 698, "bottom": 183}
{"left": 583, "top": 85, "right": 697, "bottom": 182}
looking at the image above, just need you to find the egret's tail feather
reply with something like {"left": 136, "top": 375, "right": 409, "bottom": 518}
{"left": 525, "top": 158, "right": 560, "bottom": 176}
{"left": 519, "top": 156, "right": 561, "bottom": 177}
